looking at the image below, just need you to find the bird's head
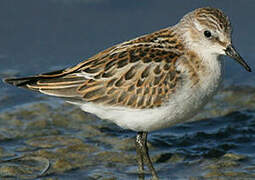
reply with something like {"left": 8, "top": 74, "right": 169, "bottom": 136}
{"left": 179, "top": 7, "right": 251, "bottom": 72}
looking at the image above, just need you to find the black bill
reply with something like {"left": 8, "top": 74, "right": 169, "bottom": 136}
{"left": 225, "top": 45, "right": 252, "bottom": 72}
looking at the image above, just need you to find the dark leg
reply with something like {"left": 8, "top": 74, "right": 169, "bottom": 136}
{"left": 136, "top": 132, "right": 159, "bottom": 180}
{"left": 136, "top": 132, "right": 145, "bottom": 180}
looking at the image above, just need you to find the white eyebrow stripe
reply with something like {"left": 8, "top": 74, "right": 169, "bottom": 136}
{"left": 194, "top": 20, "right": 204, "bottom": 31}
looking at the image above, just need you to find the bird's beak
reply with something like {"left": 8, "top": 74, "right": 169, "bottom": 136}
{"left": 225, "top": 45, "right": 251, "bottom": 72}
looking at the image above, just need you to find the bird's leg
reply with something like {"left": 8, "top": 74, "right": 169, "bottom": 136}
{"left": 141, "top": 132, "right": 159, "bottom": 180}
{"left": 136, "top": 132, "right": 145, "bottom": 180}
{"left": 136, "top": 132, "right": 159, "bottom": 180}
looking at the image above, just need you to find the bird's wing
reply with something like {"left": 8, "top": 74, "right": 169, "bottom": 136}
{"left": 5, "top": 33, "right": 185, "bottom": 109}
{"left": 75, "top": 43, "right": 183, "bottom": 109}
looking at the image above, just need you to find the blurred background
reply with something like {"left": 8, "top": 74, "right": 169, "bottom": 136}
{"left": 0, "top": 0, "right": 255, "bottom": 179}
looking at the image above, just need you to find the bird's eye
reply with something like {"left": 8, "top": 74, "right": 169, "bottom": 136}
{"left": 204, "top": 30, "right": 212, "bottom": 38}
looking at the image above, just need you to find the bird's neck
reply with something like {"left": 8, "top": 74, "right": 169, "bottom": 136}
{"left": 195, "top": 50, "right": 224, "bottom": 92}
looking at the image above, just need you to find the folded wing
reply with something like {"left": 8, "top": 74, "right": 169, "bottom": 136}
{"left": 5, "top": 39, "right": 183, "bottom": 109}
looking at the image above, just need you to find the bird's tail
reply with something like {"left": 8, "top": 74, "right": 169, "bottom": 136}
{"left": 3, "top": 68, "right": 85, "bottom": 98}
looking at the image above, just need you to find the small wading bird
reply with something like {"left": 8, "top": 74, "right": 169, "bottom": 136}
{"left": 4, "top": 7, "right": 251, "bottom": 180}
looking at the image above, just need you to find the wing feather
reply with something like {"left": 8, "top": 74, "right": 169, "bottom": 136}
{"left": 4, "top": 28, "right": 184, "bottom": 108}
{"left": 76, "top": 43, "right": 183, "bottom": 109}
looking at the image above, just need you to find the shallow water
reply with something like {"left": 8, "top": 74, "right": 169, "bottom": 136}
{"left": 1, "top": 1, "right": 255, "bottom": 179}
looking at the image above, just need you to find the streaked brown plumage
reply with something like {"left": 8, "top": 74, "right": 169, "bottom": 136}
{"left": 5, "top": 27, "right": 187, "bottom": 109}
{"left": 195, "top": 7, "right": 231, "bottom": 34}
